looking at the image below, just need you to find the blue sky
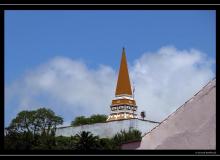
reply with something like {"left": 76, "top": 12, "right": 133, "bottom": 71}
{"left": 5, "top": 10, "right": 215, "bottom": 84}
{"left": 5, "top": 10, "right": 216, "bottom": 126}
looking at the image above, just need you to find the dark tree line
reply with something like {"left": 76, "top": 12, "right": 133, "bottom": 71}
{"left": 5, "top": 108, "right": 142, "bottom": 150}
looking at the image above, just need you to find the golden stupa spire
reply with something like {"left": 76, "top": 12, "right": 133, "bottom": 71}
{"left": 115, "top": 48, "right": 132, "bottom": 96}
{"left": 107, "top": 48, "right": 138, "bottom": 122}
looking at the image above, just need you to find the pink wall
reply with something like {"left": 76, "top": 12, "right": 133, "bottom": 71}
{"left": 121, "top": 140, "right": 141, "bottom": 150}
{"left": 138, "top": 79, "right": 216, "bottom": 149}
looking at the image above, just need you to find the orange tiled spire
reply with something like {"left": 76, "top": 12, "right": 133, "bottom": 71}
{"left": 107, "top": 48, "right": 138, "bottom": 122}
{"left": 115, "top": 48, "right": 132, "bottom": 96}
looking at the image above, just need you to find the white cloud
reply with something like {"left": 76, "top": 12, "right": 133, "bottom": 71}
{"left": 130, "top": 46, "right": 215, "bottom": 121}
{"left": 5, "top": 46, "right": 215, "bottom": 126}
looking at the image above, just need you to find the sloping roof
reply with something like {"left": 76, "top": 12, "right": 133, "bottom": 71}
{"left": 115, "top": 48, "right": 132, "bottom": 96}
{"left": 138, "top": 78, "right": 216, "bottom": 149}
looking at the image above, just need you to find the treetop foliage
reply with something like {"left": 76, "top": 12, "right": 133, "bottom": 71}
{"left": 6, "top": 108, "right": 63, "bottom": 137}
{"left": 71, "top": 114, "right": 107, "bottom": 126}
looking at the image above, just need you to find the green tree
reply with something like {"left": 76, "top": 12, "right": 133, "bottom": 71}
{"left": 4, "top": 130, "right": 33, "bottom": 150}
{"left": 6, "top": 108, "right": 63, "bottom": 136}
{"left": 71, "top": 114, "right": 107, "bottom": 126}
{"left": 99, "top": 138, "right": 117, "bottom": 150}
{"left": 89, "top": 114, "right": 107, "bottom": 124}
{"left": 33, "top": 108, "right": 63, "bottom": 136}
{"left": 5, "top": 108, "right": 63, "bottom": 150}
{"left": 7, "top": 111, "right": 35, "bottom": 134}
{"left": 73, "top": 131, "right": 101, "bottom": 150}
{"left": 112, "top": 128, "right": 142, "bottom": 149}
{"left": 54, "top": 136, "right": 74, "bottom": 150}
{"left": 71, "top": 116, "right": 89, "bottom": 126}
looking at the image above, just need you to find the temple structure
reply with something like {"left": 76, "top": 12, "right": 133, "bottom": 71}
{"left": 107, "top": 48, "right": 138, "bottom": 121}
{"left": 55, "top": 48, "right": 160, "bottom": 138}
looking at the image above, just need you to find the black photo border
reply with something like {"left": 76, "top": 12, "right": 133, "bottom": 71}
{"left": 0, "top": 3, "right": 219, "bottom": 156}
